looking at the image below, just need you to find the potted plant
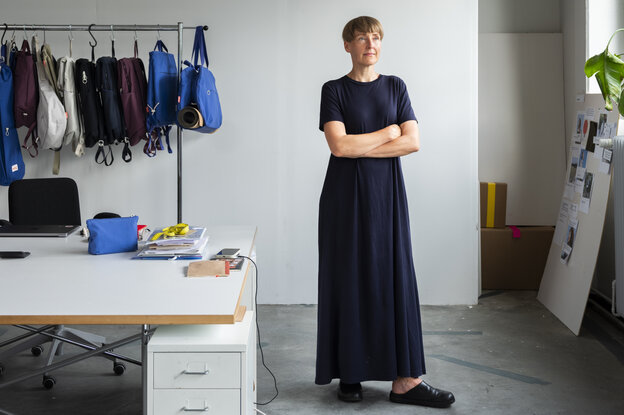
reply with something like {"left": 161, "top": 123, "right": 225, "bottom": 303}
{"left": 585, "top": 28, "right": 624, "bottom": 116}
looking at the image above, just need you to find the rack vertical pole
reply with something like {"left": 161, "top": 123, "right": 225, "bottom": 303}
{"left": 177, "top": 22, "right": 184, "bottom": 223}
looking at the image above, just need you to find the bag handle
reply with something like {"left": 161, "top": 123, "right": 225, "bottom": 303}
{"left": 191, "top": 26, "right": 209, "bottom": 68}
{"left": 19, "top": 38, "right": 30, "bottom": 53}
{"left": 153, "top": 40, "right": 168, "bottom": 52}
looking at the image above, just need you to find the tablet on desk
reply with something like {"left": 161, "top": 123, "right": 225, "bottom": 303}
{"left": 0, "top": 224, "right": 81, "bottom": 237}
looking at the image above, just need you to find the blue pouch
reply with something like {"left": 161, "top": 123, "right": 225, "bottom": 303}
{"left": 86, "top": 216, "right": 138, "bottom": 255}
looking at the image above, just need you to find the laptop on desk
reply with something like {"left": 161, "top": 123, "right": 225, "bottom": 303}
{"left": 0, "top": 224, "right": 81, "bottom": 237}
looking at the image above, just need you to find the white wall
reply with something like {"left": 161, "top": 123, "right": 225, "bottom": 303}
{"left": 479, "top": 0, "right": 561, "bottom": 33}
{"left": 478, "top": 33, "right": 566, "bottom": 226}
{"left": 0, "top": 0, "right": 479, "bottom": 305}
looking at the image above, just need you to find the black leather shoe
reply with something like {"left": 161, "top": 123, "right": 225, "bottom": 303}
{"left": 389, "top": 380, "right": 455, "bottom": 408}
{"left": 337, "top": 381, "right": 362, "bottom": 402}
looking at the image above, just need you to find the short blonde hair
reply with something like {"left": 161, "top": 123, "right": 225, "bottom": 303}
{"left": 342, "top": 16, "right": 384, "bottom": 42}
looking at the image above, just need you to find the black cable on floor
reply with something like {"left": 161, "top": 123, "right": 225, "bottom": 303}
{"left": 238, "top": 255, "right": 279, "bottom": 406}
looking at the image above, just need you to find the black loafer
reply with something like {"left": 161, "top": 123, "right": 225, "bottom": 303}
{"left": 337, "top": 381, "right": 362, "bottom": 402}
{"left": 389, "top": 380, "right": 455, "bottom": 408}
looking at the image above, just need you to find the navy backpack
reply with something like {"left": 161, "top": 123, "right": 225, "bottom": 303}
{"left": 97, "top": 55, "right": 128, "bottom": 163}
{"left": 0, "top": 46, "right": 26, "bottom": 186}
{"left": 145, "top": 40, "right": 177, "bottom": 157}
{"left": 177, "top": 26, "right": 222, "bottom": 134}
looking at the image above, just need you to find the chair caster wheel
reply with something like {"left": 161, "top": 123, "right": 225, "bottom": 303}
{"left": 31, "top": 345, "right": 44, "bottom": 356}
{"left": 42, "top": 375, "right": 56, "bottom": 389}
{"left": 113, "top": 362, "right": 126, "bottom": 375}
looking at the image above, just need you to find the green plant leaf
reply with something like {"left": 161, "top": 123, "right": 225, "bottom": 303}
{"left": 585, "top": 28, "right": 624, "bottom": 113}
{"left": 585, "top": 49, "right": 624, "bottom": 111}
{"left": 620, "top": 88, "right": 624, "bottom": 117}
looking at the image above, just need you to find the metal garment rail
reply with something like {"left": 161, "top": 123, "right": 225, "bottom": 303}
{"left": 2, "top": 22, "right": 207, "bottom": 223}
{"left": 1, "top": 22, "right": 205, "bottom": 415}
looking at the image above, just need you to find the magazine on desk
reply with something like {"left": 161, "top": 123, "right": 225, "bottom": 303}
{"left": 133, "top": 226, "right": 209, "bottom": 260}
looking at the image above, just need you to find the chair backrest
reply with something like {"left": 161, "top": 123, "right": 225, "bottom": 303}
{"left": 8, "top": 177, "right": 81, "bottom": 226}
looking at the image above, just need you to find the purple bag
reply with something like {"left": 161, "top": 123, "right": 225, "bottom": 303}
{"left": 13, "top": 39, "right": 39, "bottom": 157}
{"left": 118, "top": 40, "right": 148, "bottom": 148}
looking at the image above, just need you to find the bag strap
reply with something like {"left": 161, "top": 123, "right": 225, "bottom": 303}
{"left": 95, "top": 140, "right": 114, "bottom": 166}
{"left": 134, "top": 39, "right": 139, "bottom": 58}
{"left": 122, "top": 138, "right": 132, "bottom": 162}
{"left": 163, "top": 125, "right": 173, "bottom": 153}
{"left": 53, "top": 150, "right": 61, "bottom": 175}
{"left": 143, "top": 130, "right": 159, "bottom": 157}
{"left": 22, "top": 124, "right": 38, "bottom": 157}
{"left": 154, "top": 40, "right": 168, "bottom": 52}
{"left": 19, "top": 39, "right": 30, "bottom": 53}
{"left": 191, "top": 26, "right": 209, "bottom": 68}
{"left": 42, "top": 43, "right": 61, "bottom": 98}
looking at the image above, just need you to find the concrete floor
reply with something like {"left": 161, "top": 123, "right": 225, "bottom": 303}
{"left": 0, "top": 291, "right": 623, "bottom": 415}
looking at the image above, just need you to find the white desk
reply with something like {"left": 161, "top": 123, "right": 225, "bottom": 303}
{"left": 0, "top": 225, "right": 256, "bottom": 324}
{"left": 0, "top": 225, "right": 257, "bottom": 414}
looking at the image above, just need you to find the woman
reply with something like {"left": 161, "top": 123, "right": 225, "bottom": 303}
{"left": 316, "top": 16, "right": 455, "bottom": 408}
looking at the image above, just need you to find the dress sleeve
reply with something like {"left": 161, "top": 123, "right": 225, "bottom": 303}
{"left": 396, "top": 78, "right": 418, "bottom": 125}
{"left": 319, "top": 82, "right": 344, "bottom": 131}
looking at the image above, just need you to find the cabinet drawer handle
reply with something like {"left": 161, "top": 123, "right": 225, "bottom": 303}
{"left": 182, "top": 400, "right": 210, "bottom": 412}
{"left": 183, "top": 363, "right": 210, "bottom": 375}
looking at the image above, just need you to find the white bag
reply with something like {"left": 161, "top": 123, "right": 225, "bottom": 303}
{"left": 57, "top": 56, "right": 84, "bottom": 156}
{"left": 33, "top": 35, "right": 66, "bottom": 152}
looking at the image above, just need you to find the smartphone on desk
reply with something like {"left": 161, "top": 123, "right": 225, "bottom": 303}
{"left": 215, "top": 248, "right": 240, "bottom": 259}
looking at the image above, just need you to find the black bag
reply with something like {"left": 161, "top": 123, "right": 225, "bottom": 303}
{"left": 75, "top": 58, "right": 111, "bottom": 164}
{"left": 96, "top": 56, "right": 131, "bottom": 162}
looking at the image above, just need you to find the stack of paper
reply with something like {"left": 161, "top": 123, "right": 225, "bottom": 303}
{"left": 134, "top": 226, "right": 209, "bottom": 259}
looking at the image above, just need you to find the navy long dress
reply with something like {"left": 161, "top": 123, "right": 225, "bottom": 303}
{"left": 315, "top": 74, "right": 426, "bottom": 385}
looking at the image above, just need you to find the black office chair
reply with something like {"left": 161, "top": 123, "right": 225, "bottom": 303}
{"left": 0, "top": 178, "right": 124, "bottom": 389}
{"left": 8, "top": 177, "right": 81, "bottom": 226}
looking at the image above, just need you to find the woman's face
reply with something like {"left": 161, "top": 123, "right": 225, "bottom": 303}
{"left": 344, "top": 31, "right": 381, "bottom": 68}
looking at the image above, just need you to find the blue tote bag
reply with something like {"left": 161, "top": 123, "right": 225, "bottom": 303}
{"left": 177, "top": 26, "right": 222, "bottom": 134}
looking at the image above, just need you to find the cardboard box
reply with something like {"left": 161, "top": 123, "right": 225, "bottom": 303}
{"left": 481, "top": 226, "right": 554, "bottom": 290}
{"left": 480, "top": 182, "right": 507, "bottom": 228}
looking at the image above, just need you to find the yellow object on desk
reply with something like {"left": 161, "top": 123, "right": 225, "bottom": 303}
{"left": 150, "top": 223, "right": 189, "bottom": 240}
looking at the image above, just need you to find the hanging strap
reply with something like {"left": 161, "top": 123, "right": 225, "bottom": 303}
{"left": 20, "top": 38, "right": 30, "bottom": 53}
{"left": 21, "top": 124, "right": 38, "bottom": 157}
{"left": 191, "top": 26, "right": 209, "bottom": 68}
{"left": 134, "top": 39, "right": 139, "bottom": 58}
{"left": 154, "top": 40, "right": 168, "bottom": 52}
{"left": 143, "top": 130, "right": 159, "bottom": 157}
{"left": 95, "top": 141, "right": 114, "bottom": 166}
{"left": 122, "top": 138, "right": 132, "bottom": 162}
{"left": 163, "top": 126, "right": 173, "bottom": 154}
{"left": 52, "top": 150, "right": 61, "bottom": 175}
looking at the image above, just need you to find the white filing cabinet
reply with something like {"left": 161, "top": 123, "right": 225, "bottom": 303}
{"left": 147, "top": 311, "right": 256, "bottom": 415}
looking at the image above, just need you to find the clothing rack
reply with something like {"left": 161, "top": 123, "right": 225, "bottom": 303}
{"left": 1, "top": 23, "right": 207, "bottom": 223}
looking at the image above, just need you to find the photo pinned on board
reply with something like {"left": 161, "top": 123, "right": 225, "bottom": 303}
{"left": 579, "top": 149, "right": 588, "bottom": 168}
{"left": 580, "top": 172, "right": 594, "bottom": 214}
{"left": 576, "top": 112, "right": 585, "bottom": 135}
{"left": 568, "top": 148, "right": 579, "bottom": 184}
{"left": 574, "top": 111, "right": 585, "bottom": 144}
{"left": 560, "top": 218, "right": 578, "bottom": 264}
{"left": 597, "top": 112, "right": 608, "bottom": 137}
